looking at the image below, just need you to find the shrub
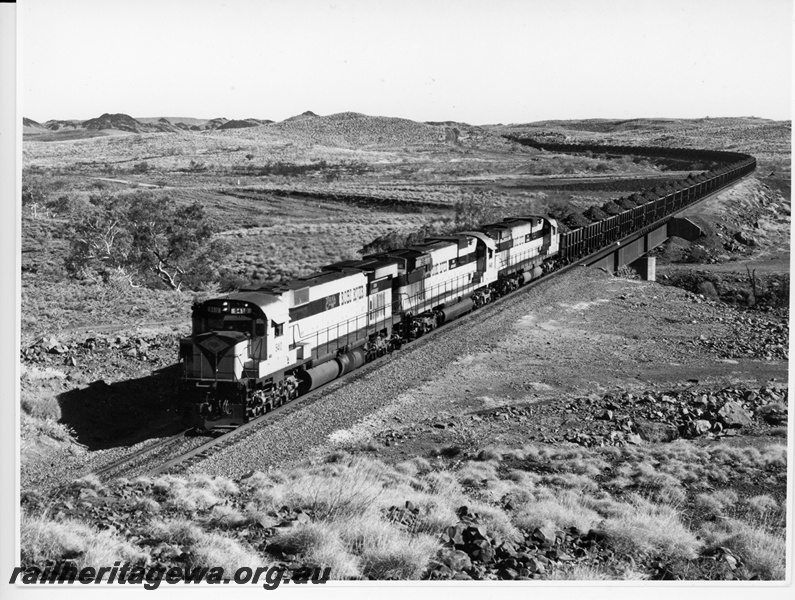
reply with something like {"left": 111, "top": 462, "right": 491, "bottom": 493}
{"left": 269, "top": 522, "right": 360, "bottom": 579}
{"left": 21, "top": 513, "right": 147, "bottom": 574}
{"left": 513, "top": 489, "right": 602, "bottom": 533}
{"left": 155, "top": 476, "right": 225, "bottom": 512}
{"left": 463, "top": 500, "right": 521, "bottom": 542}
{"left": 186, "top": 159, "right": 207, "bottom": 173}
{"left": 204, "top": 505, "right": 249, "bottom": 528}
{"left": 615, "top": 265, "right": 640, "bottom": 280}
{"left": 745, "top": 494, "right": 778, "bottom": 516}
{"left": 456, "top": 461, "right": 499, "bottom": 487}
{"left": 339, "top": 516, "right": 439, "bottom": 580}
{"left": 20, "top": 394, "right": 61, "bottom": 421}
{"left": 712, "top": 519, "right": 786, "bottom": 580}
{"left": 190, "top": 532, "right": 262, "bottom": 573}
{"left": 69, "top": 474, "right": 105, "bottom": 492}
{"left": 696, "top": 281, "right": 719, "bottom": 299}
{"left": 601, "top": 494, "right": 702, "bottom": 560}
{"left": 254, "top": 459, "right": 386, "bottom": 521}
{"left": 147, "top": 518, "right": 204, "bottom": 546}
{"left": 696, "top": 489, "right": 738, "bottom": 516}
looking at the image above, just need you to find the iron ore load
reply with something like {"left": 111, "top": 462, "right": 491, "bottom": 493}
{"left": 178, "top": 144, "right": 756, "bottom": 430}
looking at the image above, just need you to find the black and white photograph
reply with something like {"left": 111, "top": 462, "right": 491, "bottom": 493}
{"left": 4, "top": 0, "right": 793, "bottom": 596}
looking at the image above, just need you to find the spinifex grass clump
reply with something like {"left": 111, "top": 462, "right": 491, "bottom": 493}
{"left": 21, "top": 431, "right": 787, "bottom": 581}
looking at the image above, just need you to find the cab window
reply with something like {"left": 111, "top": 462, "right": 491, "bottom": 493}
{"left": 221, "top": 316, "right": 251, "bottom": 334}
{"left": 272, "top": 321, "right": 284, "bottom": 337}
{"left": 254, "top": 319, "right": 266, "bottom": 337}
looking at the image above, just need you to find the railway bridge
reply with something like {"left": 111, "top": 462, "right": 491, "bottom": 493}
{"left": 506, "top": 137, "right": 756, "bottom": 282}
{"left": 573, "top": 177, "right": 747, "bottom": 280}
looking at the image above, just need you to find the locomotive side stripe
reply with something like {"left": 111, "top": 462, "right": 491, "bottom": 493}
{"left": 289, "top": 293, "right": 340, "bottom": 321}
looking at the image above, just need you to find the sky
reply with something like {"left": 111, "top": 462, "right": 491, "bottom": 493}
{"left": 18, "top": 0, "right": 795, "bottom": 125}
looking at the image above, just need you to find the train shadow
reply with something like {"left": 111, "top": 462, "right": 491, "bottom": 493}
{"left": 57, "top": 364, "right": 186, "bottom": 451}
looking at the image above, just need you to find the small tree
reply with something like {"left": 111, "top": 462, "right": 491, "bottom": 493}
{"left": 186, "top": 159, "right": 207, "bottom": 173}
{"left": 21, "top": 177, "right": 46, "bottom": 217}
{"left": 453, "top": 194, "right": 500, "bottom": 232}
{"left": 66, "top": 191, "right": 229, "bottom": 291}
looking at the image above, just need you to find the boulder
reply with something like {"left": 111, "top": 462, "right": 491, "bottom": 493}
{"left": 443, "top": 524, "right": 465, "bottom": 546}
{"left": 694, "top": 419, "right": 713, "bottom": 435}
{"left": 734, "top": 231, "right": 757, "bottom": 246}
{"left": 437, "top": 548, "right": 472, "bottom": 571}
{"left": 626, "top": 433, "right": 644, "bottom": 445}
{"left": 717, "top": 401, "right": 752, "bottom": 427}
{"left": 634, "top": 419, "right": 679, "bottom": 442}
{"left": 465, "top": 539, "right": 494, "bottom": 564}
{"left": 531, "top": 526, "right": 555, "bottom": 544}
{"left": 39, "top": 336, "right": 68, "bottom": 354}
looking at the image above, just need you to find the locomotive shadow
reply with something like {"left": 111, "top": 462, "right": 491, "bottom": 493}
{"left": 57, "top": 364, "right": 186, "bottom": 451}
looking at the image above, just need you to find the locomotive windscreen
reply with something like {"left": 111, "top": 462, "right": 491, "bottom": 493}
{"left": 194, "top": 300, "right": 263, "bottom": 336}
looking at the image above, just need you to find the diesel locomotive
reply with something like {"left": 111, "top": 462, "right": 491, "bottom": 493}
{"left": 178, "top": 143, "right": 756, "bottom": 430}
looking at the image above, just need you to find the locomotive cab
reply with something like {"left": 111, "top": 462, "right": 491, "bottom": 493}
{"left": 179, "top": 292, "right": 291, "bottom": 430}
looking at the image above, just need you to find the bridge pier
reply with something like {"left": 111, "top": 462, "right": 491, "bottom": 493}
{"left": 581, "top": 215, "right": 709, "bottom": 282}
{"left": 668, "top": 217, "right": 703, "bottom": 241}
{"left": 629, "top": 256, "right": 657, "bottom": 281}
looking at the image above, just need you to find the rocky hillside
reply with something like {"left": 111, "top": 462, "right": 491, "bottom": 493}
{"left": 262, "top": 111, "right": 460, "bottom": 149}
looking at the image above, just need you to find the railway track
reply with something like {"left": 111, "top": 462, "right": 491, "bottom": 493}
{"left": 94, "top": 429, "right": 191, "bottom": 479}
{"left": 143, "top": 328, "right": 426, "bottom": 476}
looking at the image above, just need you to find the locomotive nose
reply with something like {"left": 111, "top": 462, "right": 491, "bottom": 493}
{"left": 195, "top": 330, "right": 248, "bottom": 364}
{"left": 183, "top": 330, "right": 251, "bottom": 381}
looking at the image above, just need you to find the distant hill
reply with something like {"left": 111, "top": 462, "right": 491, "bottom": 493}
{"left": 137, "top": 116, "right": 212, "bottom": 127}
{"left": 284, "top": 110, "right": 319, "bottom": 121}
{"left": 82, "top": 113, "right": 150, "bottom": 133}
{"left": 23, "top": 118, "right": 47, "bottom": 134}
{"left": 22, "top": 112, "right": 278, "bottom": 141}
{"left": 22, "top": 110, "right": 519, "bottom": 151}
{"left": 42, "top": 119, "right": 84, "bottom": 131}
{"left": 218, "top": 118, "right": 273, "bottom": 130}
{"left": 264, "top": 111, "right": 461, "bottom": 148}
